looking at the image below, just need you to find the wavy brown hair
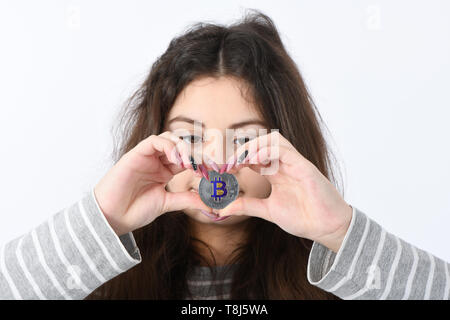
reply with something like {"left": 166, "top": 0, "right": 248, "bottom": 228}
{"left": 85, "top": 9, "right": 343, "bottom": 300}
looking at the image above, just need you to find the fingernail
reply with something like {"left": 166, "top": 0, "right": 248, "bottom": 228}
{"left": 200, "top": 209, "right": 218, "bottom": 219}
{"left": 175, "top": 151, "right": 183, "bottom": 166}
{"left": 189, "top": 156, "right": 197, "bottom": 171}
{"left": 246, "top": 150, "right": 257, "bottom": 164}
{"left": 206, "top": 157, "right": 220, "bottom": 172}
{"left": 214, "top": 215, "right": 231, "bottom": 221}
{"left": 237, "top": 150, "right": 249, "bottom": 164}
{"left": 225, "top": 155, "right": 236, "bottom": 173}
{"left": 219, "top": 164, "right": 227, "bottom": 174}
{"left": 199, "top": 164, "right": 209, "bottom": 180}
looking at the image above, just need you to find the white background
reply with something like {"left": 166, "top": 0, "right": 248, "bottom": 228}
{"left": 1, "top": 0, "right": 449, "bottom": 262}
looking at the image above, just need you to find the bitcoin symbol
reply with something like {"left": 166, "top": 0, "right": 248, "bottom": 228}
{"left": 199, "top": 171, "right": 239, "bottom": 209}
{"left": 211, "top": 176, "right": 227, "bottom": 201}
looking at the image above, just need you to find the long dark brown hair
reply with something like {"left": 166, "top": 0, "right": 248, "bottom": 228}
{"left": 85, "top": 9, "right": 343, "bottom": 300}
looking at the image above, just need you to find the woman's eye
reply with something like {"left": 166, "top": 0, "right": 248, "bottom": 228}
{"left": 179, "top": 135, "right": 203, "bottom": 144}
{"left": 233, "top": 136, "right": 251, "bottom": 145}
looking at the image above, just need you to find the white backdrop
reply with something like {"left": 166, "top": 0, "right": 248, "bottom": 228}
{"left": 1, "top": 0, "right": 449, "bottom": 262}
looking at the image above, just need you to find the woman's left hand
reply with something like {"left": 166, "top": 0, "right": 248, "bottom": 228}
{"left": 217, "top": 131, "right": 353, "bottom": 253}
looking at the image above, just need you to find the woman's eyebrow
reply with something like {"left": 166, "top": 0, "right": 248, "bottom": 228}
{"left": 229, "top": 119, "right": 267, "bottom": 129}
{"left": 167, "top": 116, "right": 266, "bottom": 129}
{"left": 167, "top": 116, "right": 205, "bottom": 128}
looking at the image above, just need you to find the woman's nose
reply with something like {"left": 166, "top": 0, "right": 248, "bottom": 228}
{"left": 199, "top": 135, "right": 228, "bottom": 171}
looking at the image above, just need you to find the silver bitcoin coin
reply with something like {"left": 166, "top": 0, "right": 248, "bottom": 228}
{"left": 199, "top": 171, "right": 239, "bottom": 209}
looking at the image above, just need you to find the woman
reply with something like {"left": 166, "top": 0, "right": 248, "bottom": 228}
{"left": 0, "top": 10, "right": 448, "bottom": 300}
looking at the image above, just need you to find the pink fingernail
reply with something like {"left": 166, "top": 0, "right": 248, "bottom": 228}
{"left": 206, "top": 157, "right": 220, "bottom": 172}
{"left": 175, "top": 151, "right": 183, "bottom": 166}
{"left": 246, "top": 151, "right": 257, "bottom": 164}
{"left": 225, "top": 156, "right": 236, "bottom": 173}
{"left": 219, "top": 164, "right": 227, "bottom": 174}
{"left": 199, "top": 164, "right": 209, "bottom": 180}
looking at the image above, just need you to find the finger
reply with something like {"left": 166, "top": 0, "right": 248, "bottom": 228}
{"left": 135, "top": 134, "right": 178, "bottom": 162}
{"left": 136, "top": 132, "right": 201, "bottom": 178}
{"left": 235, "top": 145, "right": 312, "bottom": 186}
{"left": 162, "top": 162, "right": 186, "bottom": 176}
{"left": 158, "top": 131, "right": 191, "bottom": 169}
{"left": 216, "top": 195, "right": 270, "bottom": 221}
{"left": 134, "top": 134, "right": 186, "bottom": 175}
{"left": 225, "top": 131, "right": 296, "bottom": 172}
{"left": 159, "top": 131, "right": 203, "bottom": 173}
{"left": 228, "top": 148, "right": 281, "bottom": 183}
{"left": 163, "top": 190, "right": 211, "bottom": 213}
{"left": 235, "top": 144, "right": 289, "bottom": 170}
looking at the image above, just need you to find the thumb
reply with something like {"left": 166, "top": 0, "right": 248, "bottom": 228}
{"left": 163, "top": 190, "right": 210, "bottom": 213}
{"left": 217, "top": 196, "right": 269, "bottom": 221}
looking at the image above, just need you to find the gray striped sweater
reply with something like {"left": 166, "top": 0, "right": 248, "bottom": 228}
{"left": 0, "top": 189, "right": 449, "bottom": 299}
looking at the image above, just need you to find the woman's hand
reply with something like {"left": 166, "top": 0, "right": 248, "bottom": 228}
{"left": 93, "top": 131, "right": 211, "bottom": 236}
{"left": 217, "top": 131, "right": 353, "bottom": 253}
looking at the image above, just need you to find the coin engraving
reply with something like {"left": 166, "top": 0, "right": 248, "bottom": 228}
{"left": 199, "top": 171, "right": 239, "bottom": 209}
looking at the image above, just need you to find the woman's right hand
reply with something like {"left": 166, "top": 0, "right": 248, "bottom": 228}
{"left": 93, "top": 131, "right": 211, "bottom": 236}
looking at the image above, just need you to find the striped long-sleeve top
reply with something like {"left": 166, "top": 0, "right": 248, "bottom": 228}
{"left": 0, "top": 189, "right": 449, "bottom": 299}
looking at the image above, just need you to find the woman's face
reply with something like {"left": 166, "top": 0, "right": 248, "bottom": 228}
{"left": 163, "top": 76, "right": 272, "bottom": 225}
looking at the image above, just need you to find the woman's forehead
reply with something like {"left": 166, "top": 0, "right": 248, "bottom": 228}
{"left": 166, "top": 76, "right": 266, "bottom": 130}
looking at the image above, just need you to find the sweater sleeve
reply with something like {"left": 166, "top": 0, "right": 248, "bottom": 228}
{"left": 0, "top": 188, "right": 142, "bottom": 300}
{"left": 307, "top": 205, "right": 450, "bottom": 299}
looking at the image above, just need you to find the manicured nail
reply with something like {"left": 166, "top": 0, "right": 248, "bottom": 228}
{"left": 199, "top": 164, "right": 209, "bottom": 180}
{"left": 219, "top": 164, "right": 227, "bottom": 174}
{"left": 246, "top": 150, "right": 257, "bottom": 164}
{"left": 206, "top": 157, "right": 220, "bottom": 172}
{"left": 237, "top": 150, "right": 249, "bottom": 164}
{"left": 214, "top": 215, "right": 231, "bottom": 221}
{"left": 175, "top": 151, "right": 183, "bottom": 166}
{"left": 200, "top": 209, "right": 218, "bottom": 219}
{"left": 189, "top": 155, "right": 197, "bottom": 171}
{"left": 225, "top": 155, "right": 236, "bottom": 173}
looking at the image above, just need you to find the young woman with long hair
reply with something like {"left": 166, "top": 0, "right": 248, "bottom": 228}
{"left": 1, "top": 9, "right": 448, "bottom": 300}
